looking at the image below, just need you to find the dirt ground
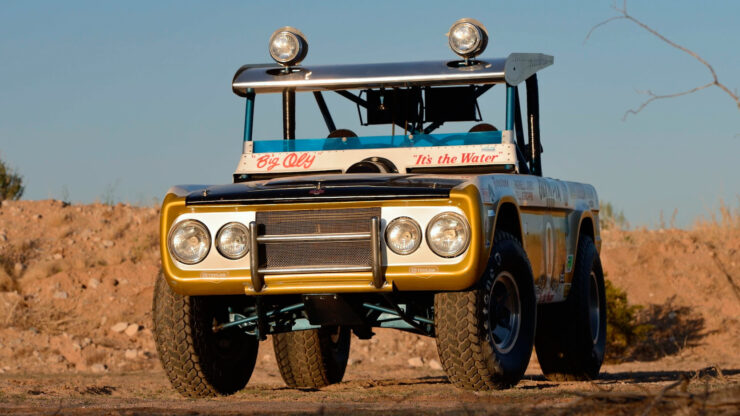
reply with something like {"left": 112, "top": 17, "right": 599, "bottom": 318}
{"left": 0, "top": 200, "right": 738, "bottom": 415}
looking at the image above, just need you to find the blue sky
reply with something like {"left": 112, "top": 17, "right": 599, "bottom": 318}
{"left": 1, "top": 0, "right": 738, "bottom": 227}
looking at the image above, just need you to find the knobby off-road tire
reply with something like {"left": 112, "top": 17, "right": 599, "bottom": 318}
{"left": 535, "top": 235, "right": 606, "bottom": 381}
{"left": 273, "top": 326, "right": 351, "bottom": 389}
{"left": 435, "top": 231, "right": 537, "bottom": 390}
{"left": 152, "top": 275, "right": 259, "bottom": 397}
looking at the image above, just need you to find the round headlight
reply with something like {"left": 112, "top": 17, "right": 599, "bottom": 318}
{"left": 385, "top": 217, "right": 422, "bottom": 255}
{"left": 168, "top": 220, "right": 211, "bottom": 265}
{"left": 269, "top": 26, "right": 308, "bottom": 67}
{"left": 448, "top": 18, "right": 488, "bottom": 60}
{"left": 215, "top": 222, "right": 250, "bottom": 260}
{"left": 426, "top": 212, "right": 470, "bottom": 258}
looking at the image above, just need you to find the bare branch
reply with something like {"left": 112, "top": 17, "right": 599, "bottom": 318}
{"left": 586, "top": 0, "right": 740, "bottom": 117}
{"left": 623, "top": 82, "right": 713, "bottom": 121}
{"left": 583, "top": 16, "right": 625, "bottom": 44}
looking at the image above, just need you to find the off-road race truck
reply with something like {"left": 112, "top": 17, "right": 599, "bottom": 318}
{"left": 153, "top": 19, "right": 606, "bottom": 397}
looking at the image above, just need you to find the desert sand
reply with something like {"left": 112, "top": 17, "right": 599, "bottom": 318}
{"left": 0, "top": 200, "right": 738, "bottom": 414}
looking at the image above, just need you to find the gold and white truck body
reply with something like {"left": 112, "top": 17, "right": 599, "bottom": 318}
{"left": 153, "top": 22, "right": 607, "bottom": 397}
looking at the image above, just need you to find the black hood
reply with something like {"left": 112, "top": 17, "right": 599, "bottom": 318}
{"left": 185, "top": 174, "right": 465, "bottom": 205}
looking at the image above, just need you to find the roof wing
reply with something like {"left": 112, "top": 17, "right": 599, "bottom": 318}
{"left": 232, "top": 53, "right": 553, "bottom": 96}
{"left": 504, "top": 53, "right": 554, "bottom": 86}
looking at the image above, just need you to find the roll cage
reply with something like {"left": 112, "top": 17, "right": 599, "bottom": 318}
{"left": 233, "top": 53, "right": 553, "bottom": 177}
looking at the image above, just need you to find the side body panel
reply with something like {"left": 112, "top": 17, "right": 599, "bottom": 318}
{"left": 473, "top": 174, "right": 599, "bottom": 303}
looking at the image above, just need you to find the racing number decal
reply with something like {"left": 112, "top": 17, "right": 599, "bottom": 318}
{"left": 544, "top": 220, "right": 555, "bottom": 282}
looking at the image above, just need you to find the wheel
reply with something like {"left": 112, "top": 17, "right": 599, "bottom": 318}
{"left": 152, "top": 274, "right": 259, "bottom": 397}
{"left": 273, "top": 326, "right": 351, "bottom": 389}
{"left": 434, "top": 231, "right": 537, "bottom": 390}
{"left": 534, "top": 235, "right": 606, "bottom": 381}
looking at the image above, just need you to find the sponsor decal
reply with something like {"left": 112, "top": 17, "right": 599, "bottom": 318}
{"left": 559, "top": 182, "right": 569, "bottom": 206}
{"left": 493, "top": 177, "right": 509, "bottom": 188}
{"left": 513, "top": 178, "right": 534, "bottom": 191}
{"left": 538, "top": 181, "right": 562, "bottom": 201}
{"left": 517, "top": 191, "right": 535, "bottom": 203}
{"left": 538, "top": 291, "right": 555, "bottom": 303}
{"left": 413, "top": 152, "right": 498, "bottom": 166}
{"left": 569, "top": 183, "right": 586, "bottom": 200}
{"left": 256, "top": 152, "right": 316, "bottom": 171}
{"left": 413, "top": 154, "right": 433, "bottom": 165}
{"left": 565, "top": 254, "right": 574, "bottom": 273}
{"left": 461, "top": 153, "right": 499, "bottom": 164}
{"left": 200, "top": 272, "right": 228, "bottom": 278}
{"left": 409, "top": 266, "right": 439, "bottom": 274}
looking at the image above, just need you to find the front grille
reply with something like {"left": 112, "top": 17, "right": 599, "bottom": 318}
{"left": 256, "top": 208, "right": 380, "bottom": 269}
{"left": 262, "top": 240, "right": 370, "bottom": 268}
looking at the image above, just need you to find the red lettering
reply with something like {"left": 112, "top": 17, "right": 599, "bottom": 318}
{"left": 256, "top": 155, "right": 279, "bottom": 171}
{"left": 414, "top": 154, "right": 432, "bottom": 165}
{"left": 437, "top": 154, "right": 457, "bottom": 164}
{"left": 256, "top": 155, "right": 268, "bottom": 169}
{"left": 283, "top": 153, "right": 316, "bottom": 169}
{"left": 461, "top": 153, "right": 498, "bottom": 164}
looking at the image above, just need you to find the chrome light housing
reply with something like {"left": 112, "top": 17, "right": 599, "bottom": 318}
{"left": 426, "top": 212, "right": 470, "bottom": 258}
{"left": 448, "top": 18, "right": 488, "bottom": 60}
{"left": 215, "top": 222, "right": 250, "bottom": 260}
{"left": 385, "top": 217, "right": 422, "bottom": 255}
{"left": 269, "top": 26, "right": 308, "bottom": 67}
{"left": 168, "top": 220, "right": 211, "bottom": 265}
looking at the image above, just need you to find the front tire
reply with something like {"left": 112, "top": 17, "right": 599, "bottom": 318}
{"left": 152, "top": 275, "right": 259, "bottom": 397}
{"left": 434, "top": 231, "right": 537, "bottom": 390}
{"left": 273, "top": 326, "right": 351, "bottom": 389}
{"left": 534, "top": 235, "right": 606, "bottom": 381}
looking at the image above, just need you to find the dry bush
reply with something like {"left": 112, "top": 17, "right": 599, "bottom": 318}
{"left": 126, "top": 226, "right": 159, "bottom": 264}
{"left": 600, "top": 201, "right": 629, "bottom": 230}
{"left": 692, "top": 198, "right": 740, "bottom": 302}
{"left": 694, "top": 198, "right": 740, "bottom": 230}
{"left": 0, "top": 239, "right": 39, "bottom": 290}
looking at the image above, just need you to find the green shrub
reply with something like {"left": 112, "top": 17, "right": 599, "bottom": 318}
{"left": 0, "top": 157, "right": 24, "bottom": 201}
{"left": 605, "top": 278, "right": 652, "bottom": 361}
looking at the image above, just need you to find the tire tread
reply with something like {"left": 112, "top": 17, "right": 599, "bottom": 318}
{"left": 152, "top": 275, "right": 256, "bottom": 397}
{"left": 435, "top": 231, "right": 534, "bottom": 390}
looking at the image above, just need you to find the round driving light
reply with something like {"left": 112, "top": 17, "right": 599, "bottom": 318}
{"left": 426, "top": 212, "right": 471, "bottom": 258}
{"left": 168, "top": 219, "right": 211, "bottom": 265}
{"left": 448, "top": 18, "right": 488, "bottom": 60}
{"left": 385, "top": 217, "right": 422, "bottom": 255}
{"left": 269, "top": 26, "right": 308, "bottom": 66}
{"left": 215, "top": 222, "right": 250, "bottom": 260}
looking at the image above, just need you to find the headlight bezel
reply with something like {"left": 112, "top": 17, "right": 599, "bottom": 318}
{"left": 215, "top": 222, "right": 250, "bottom": 260}
{"left": 385, "top": 216, "right": 423, "bottom": 255}
{"left": 425, "top": 212, "right": 471, "bottom": 258}
{"left": 269, "top": 26, "right": 308, "bottom": 67}
{"left": 167, "top": 219, "right": 212, "bottom": 265}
